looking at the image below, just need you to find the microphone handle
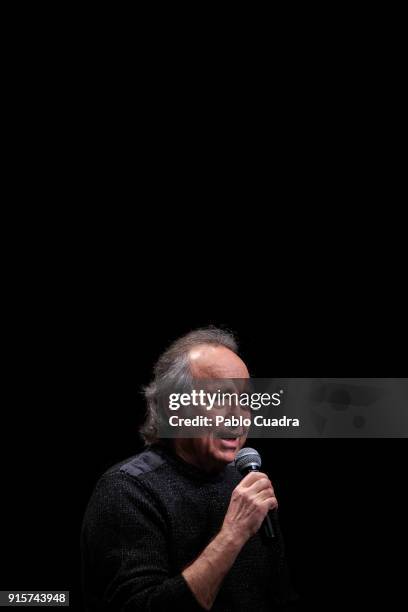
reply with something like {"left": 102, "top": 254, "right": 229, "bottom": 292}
{"left": 263, "top": 511, "right": 276, "bottom": 539}
{"left": 245, "top": 465, "right": 276, "bottom": 539}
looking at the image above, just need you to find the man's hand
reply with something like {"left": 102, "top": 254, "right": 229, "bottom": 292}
{"left": 182, "top": 472, "right": 278, "bottom": 609}
{"left": 222, "top": 472, "right": 278, "bottom": 545}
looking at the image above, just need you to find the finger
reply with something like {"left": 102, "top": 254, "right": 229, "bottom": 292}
{"left": 240, "top": 472, "right": 269, "bottom": 488}
{"left": 246, "top": 478, "right": 274, "bottom": 497}
{"left": 260, "top": 496, "right": 278, "bottom": 512}
{"left": 255, "top": 488, "right": 276, "bottom": 503}
{"left": 254, "top": 489, "right": 278, "bottom": 510}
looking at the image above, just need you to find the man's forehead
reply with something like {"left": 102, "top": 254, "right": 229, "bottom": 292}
{"left": 189, "top": 344, "right": 249, "bottom": 378}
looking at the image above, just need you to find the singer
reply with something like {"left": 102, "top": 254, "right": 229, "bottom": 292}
{"left": 81, "top": 327, "right": 297, "bottom": 611}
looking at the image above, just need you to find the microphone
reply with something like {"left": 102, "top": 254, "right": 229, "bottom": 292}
{"left": 235, "top": 447, "right": 276, "bottom": 540}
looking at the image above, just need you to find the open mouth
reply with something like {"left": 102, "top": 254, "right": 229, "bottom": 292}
{"left": 217, "top": 436, "right": 241, "bottom": 450}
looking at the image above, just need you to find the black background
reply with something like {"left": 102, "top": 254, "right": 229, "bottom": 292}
{"left": 2, "top": 11, "right": 407, "bottom": 610}
{"left": 2, "top": 282, "right": 406, "bottom": 610}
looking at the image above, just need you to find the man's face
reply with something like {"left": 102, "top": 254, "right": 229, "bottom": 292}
{"left": 174, "top": 345, "right": 250, "bottom": 472}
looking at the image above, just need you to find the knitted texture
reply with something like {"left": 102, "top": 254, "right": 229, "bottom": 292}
{"left": 81, "top": 444, "right": 295, "bottom": 611}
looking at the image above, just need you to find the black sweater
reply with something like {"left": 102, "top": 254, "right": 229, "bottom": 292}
{"left": 81, "top": 444, "right": 296, "bottom": 611}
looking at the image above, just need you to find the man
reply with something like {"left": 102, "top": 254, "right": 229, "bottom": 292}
{"left": 81, "top": 327, "right": 296, "bottom": 610}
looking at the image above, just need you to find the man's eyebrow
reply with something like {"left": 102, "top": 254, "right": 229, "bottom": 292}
{"left": 217, "top": 385, "right": 243, "bottom": 395}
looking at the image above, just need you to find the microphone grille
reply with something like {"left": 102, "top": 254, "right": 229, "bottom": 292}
{"left": 235, "top": 447, "right": 261, "bottom": 473}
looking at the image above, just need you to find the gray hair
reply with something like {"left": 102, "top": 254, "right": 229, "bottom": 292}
{"left": 141, "top": 326, "right": 238, "bottom": 445}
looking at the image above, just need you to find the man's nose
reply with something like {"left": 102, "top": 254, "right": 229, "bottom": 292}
{"left": 227, "top": 400, "right": 244, "bottom": 418}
